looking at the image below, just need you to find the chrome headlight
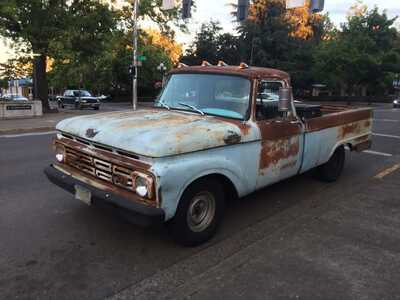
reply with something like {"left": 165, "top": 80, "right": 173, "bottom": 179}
{"left": 132, "top": 172, "right": 154, "bottom": 199}
{"left": 55, "top": 145, "right": 66, "bottom": 163}
{"left": 81, "top": 100, "right": 87, "bottom": 103}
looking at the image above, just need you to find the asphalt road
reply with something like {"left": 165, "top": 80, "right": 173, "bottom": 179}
{"left": 0, "top": 105, "right": 399, "bottom": 299}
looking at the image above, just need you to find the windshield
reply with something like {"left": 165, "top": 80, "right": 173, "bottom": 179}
{"left": 156, "top": 74, "right": 251, "bottom": 120}
{"left": 74, "top": 90, "right": 91, "bottom": 97}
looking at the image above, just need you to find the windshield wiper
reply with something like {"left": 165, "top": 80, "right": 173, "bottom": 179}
{"left": 178, "top": 102, "right": 205, "bottom": 116}
{"left": 158, "top": 100, "right": 170, "bottom": 110}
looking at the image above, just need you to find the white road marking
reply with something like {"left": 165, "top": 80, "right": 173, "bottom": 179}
{"left": 0, "top": 131, "right": 56, "bottom": 139}
{"left": 363, "top": 150, "right": 393, "bottom": 157}
{"left": 372, "top": 133, "right": 400, "bottom": 140}
{"left": 373, "top": 119, "right": 400, "bottom": 122}
{"left": 374, "top": 109, "right": 400, "bottom": 112}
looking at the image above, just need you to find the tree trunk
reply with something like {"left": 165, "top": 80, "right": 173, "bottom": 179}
{"left": 34, "top": 54, "right": 51, "bottom": 112}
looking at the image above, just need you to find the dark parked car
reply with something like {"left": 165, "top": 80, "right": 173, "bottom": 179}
{"left": 57, "top": 90, "right": 101, "bottom": 110}
{"left": 394, "top": 99, "right": 400, "bottom": 108}
{"left": 1, "top": 94, "right": 29, "bottom": 101}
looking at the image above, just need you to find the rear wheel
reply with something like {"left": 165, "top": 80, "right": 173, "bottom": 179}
{"left": 167, "top": 179, "right": 225, "bottom": 247}
{"left": 316, "top": 146, "right": 345, "bottom": 182}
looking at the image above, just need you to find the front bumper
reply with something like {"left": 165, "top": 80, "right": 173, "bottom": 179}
{"left": 44, "top": 165, "right": 164, "bottom": 226}
{"left": 81, "top": 102, "right": 100, "bottom": 108}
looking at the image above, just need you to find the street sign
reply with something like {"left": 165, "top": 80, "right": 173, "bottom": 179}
{"left": 237, "top": 0, "right": 250, "bottom": 22}
{"left": 137, "top": 55, "right": 147, "bottom": 62}
{"left": 182, "top": 0, "right": 192, "bottom": 19}
{"left": 310, "top": 0, "right": 324, "bottom": 12}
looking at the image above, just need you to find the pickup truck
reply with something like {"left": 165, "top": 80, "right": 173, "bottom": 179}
{"left": 45, "top": 63, "right": 373, "bottom": 246}
{"left": 57, "top": 90, "right": 101, "bottom": 110}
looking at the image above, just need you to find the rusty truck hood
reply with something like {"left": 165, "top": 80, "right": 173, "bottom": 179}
{"left": 56, "top": 109, "right": 256, "bottom": 157}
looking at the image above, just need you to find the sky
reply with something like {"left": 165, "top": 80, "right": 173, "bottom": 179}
{"left": 1, "top": 0, "right": 400, "bottom": 63}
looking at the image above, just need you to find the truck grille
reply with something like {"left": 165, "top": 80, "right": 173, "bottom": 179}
{"left": 65, "top": 146, "right": 134, "bottom": 190}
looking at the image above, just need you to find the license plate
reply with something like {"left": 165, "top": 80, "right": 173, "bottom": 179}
{"left": 75, "top": 185, "right": 92, "bottom": 205}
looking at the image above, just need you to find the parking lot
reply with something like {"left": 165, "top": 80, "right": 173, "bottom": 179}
{"left": 1, "top": 104, "right": 400, "bottom": 299}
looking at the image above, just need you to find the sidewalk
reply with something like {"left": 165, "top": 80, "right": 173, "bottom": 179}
{"left": 110, "top": 156, "right": 400, "bottom": 300}
{"left": 0, "top": 102, "right": 150, "bottom": 135}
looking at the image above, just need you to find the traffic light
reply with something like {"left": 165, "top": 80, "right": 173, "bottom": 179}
{"left": 310, "top": 0, "right": 324, "bottom": 13}
{"left": 182, "top": 0, "right": 192, "bottom": 19}
{"left": 237, "top": 0, "right": 249, "bottom": 22}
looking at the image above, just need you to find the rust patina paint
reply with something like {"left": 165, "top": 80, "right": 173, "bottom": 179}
{"left": 257, "top": 121, "right": 302, "bottom": 141}
{"left": 56, "top": 138, "right": 151, "bottom": 171}
{"left": 170, "top": 65, "right": 290, "bottom": 81}
{"left": 339, "top": 119, "right": 371, "bottom": 139}
{"left": 214, "top": 117, "right": 252, "bottom": 136}
{"left": 55, "top": 163, "right": 157, "bottom": 206}
{"left": 259, "top": 138, "right": 300, "bottom": 170}
{"left": 257, "top": 121, "right": 301, "bottom": 171}
{"left": 306, "top": 108, "right": 372, "bottom": 133}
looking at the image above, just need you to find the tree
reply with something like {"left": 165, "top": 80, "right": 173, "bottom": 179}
{"left": 144, "top": 28, "right": 183, "bottom": 63}
{"left": 236, "top": 0, "right": 330, "bottom": 90}
{"left": 48, "top": 0, "right": 118, "bottom": 93}
{"left": 0, "top": 57, "right": 32, "bottom": 81}
{"left": 313, "top": 6, "right": 399, "bottom": 96}
{"left": 0, "top": 0, "right": 69, "bottom": 111}
{"left": 182, "top": 21, "right": 241, "bottom": 66}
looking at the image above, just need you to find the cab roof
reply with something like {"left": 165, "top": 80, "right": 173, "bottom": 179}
{"left": 169, "top": 63, "right": 290, "bottom": 82}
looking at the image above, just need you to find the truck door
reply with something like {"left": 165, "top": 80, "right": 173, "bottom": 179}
{"left": 255, "top": 80, "right": 304, "bottom": 189}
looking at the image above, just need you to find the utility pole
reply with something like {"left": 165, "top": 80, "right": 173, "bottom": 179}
{"left": 132, "top": 0, "right": 139, "bottom": 111}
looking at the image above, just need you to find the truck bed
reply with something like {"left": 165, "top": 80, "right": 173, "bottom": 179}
{"left": 298, "top": 104, "right": 373, "bottom": 173}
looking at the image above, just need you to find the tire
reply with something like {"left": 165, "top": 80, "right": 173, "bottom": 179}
{"left": 316, "top": 146, "right": 345, "bottom": 182}
{"left": 167, "top": 178, "right": 225, "bottom": 247}
{"left": 75, "top": 102, "right": 82, "bottom": 110}
{"left": 94, "top": 106, "right": 99, "bottom": 110}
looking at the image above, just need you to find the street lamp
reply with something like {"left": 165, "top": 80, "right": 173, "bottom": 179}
{"left": 132, "top": 0, "right": 139, "bottom": 111}
{"left": 157, "top": 62, "right": 167, "bottom": 87}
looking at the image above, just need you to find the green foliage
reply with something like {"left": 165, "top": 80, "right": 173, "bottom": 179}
{"left": 182, "top": 21, "right": 241, "bottom": 66}
{"left": 313, "top": 6, "right": 399, "bottom": 95}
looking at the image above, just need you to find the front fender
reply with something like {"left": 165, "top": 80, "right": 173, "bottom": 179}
{"left": 152, "top": 143, "right": 259, "bottom": 220}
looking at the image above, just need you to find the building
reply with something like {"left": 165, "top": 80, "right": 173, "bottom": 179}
{"left": 7, "top": 78, "right": 33, "bottom": 98}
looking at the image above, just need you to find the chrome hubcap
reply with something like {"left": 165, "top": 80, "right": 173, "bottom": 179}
{"left": 187, "top": 192, "right": 216, "bottom": 232}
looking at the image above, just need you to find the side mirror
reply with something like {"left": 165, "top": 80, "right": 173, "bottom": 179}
{"left": 278, "top": 87, "right": 292, "bottom": 112}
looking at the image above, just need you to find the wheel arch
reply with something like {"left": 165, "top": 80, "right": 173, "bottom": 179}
{"left": 186, "top": 173, "right": 239, "bottom": 203}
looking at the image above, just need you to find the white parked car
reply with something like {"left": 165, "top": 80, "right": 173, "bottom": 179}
{"left": 2, "top": 94, "right": 29, "bottom": 101}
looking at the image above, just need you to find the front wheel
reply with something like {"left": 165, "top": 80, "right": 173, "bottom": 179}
{"left": 316, "top": 146, "right": 345, "bottom": 182}
{"left": 167, "top": 179, "right": 225, "bottom": 247}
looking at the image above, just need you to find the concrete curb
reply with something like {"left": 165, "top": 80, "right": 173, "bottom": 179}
{"left": 0, "top": 126, "right": 56, "bottom": 136}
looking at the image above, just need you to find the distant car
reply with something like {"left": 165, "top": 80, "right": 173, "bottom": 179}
{"left": 394, "top": 99, "right": 400, "bottom": 108}
{"left": 2, "top": 94, "right": 29, "bottom": 101}
{"left": 98, "top": 94, "right": 112, "bottom": 102}
{"left": 57, "top": 90, "right": 101, "bottom": 110}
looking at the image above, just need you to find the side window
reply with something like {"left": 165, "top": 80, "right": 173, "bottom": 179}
{"left": 256, "top": 81, "right": 283, "bottom": 120}
{"left": 64, "top": 90, "right": 71, "bottom": 97}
